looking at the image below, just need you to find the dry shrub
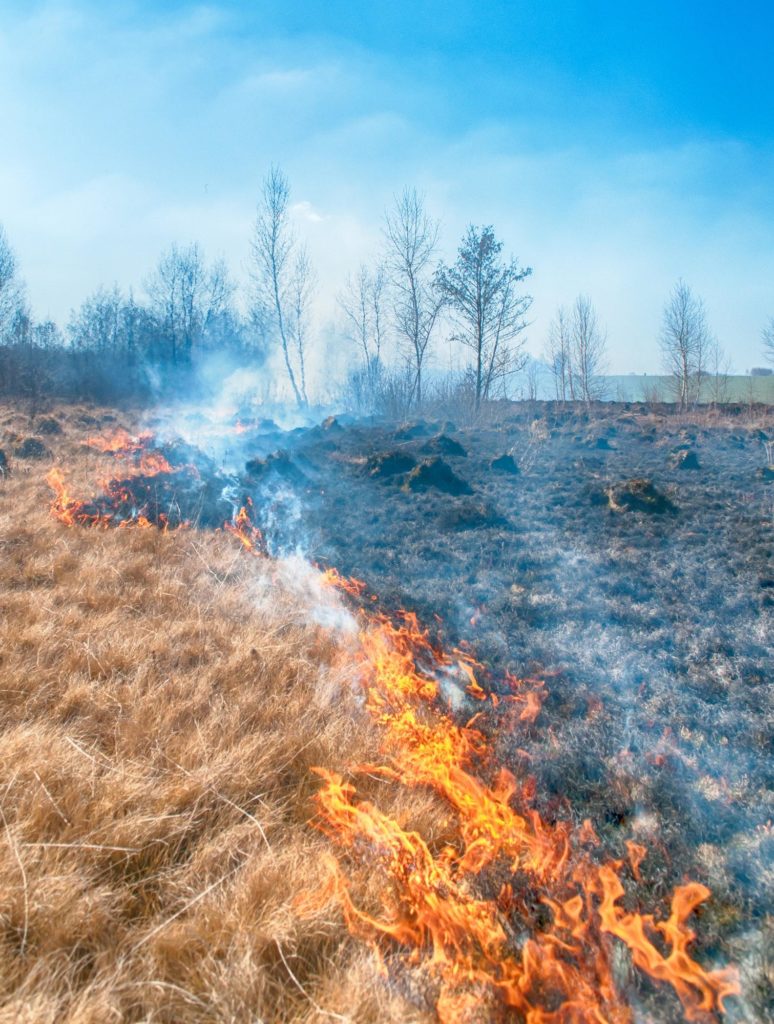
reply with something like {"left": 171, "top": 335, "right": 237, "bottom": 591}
{"left": 0, "top": 406, "right": 438, "bottom": 1023}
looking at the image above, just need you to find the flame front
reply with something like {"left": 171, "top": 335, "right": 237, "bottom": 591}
{"left": 306, "top": 597, "right": 740, "bottom": 1022}
{"left": 46, "top": 432, "right": 184, "bottom": 530}
{"left": 43, "top": 430, "right": 741, "bottom": 1021}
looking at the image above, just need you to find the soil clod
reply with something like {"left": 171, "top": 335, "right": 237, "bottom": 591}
{"left": 365, "top": 450, "right": 417, "bottom": 478}
{"left": 604, "top": 477, "right": 677, "bottom": 514}
{"left": 14, "top": 437, "right": 51, "bottom": 459}
{"left": 403, "top": 457, "right": 473, "bottom": 495}
{"left": 670, "top": 449, "right": 701, "bottom": 469}
{"left": 490, "top": 453, "right": 520, "bottom": 474}
{"left": 421, "top": 434, "right": 467, "bottom": 457}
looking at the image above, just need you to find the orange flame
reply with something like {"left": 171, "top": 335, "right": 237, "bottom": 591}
{"left": 86, "top": 428, "right": 154, "bottom": 454}
{"left": 46, "top": 431, "right": 741, "bottom": 1020}
{"left": 46, "top": 431, "right": 185, "bottom": 530}
{"left": 304, "top": 588, "right": 740, "bottom": 1022}
{"left": 223, "top": 501, "right": 267, "bottom": 556}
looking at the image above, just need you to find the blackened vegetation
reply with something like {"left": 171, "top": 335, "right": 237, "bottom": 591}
{"left": 13, "top": 436, "right": 52, "bottom": 460}
{"left": 34, "top": 403, "right": 772, "bottom": 1018}
{"left": 403, "top": 456, "right": 473, "bottom": 495}
{"left": 231, "top": 403, "right": 771, "bottom": 1021}
{"left": 85, "top": 440, "right": 239, "bottom": 529}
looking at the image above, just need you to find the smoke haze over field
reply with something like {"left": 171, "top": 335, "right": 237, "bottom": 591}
{"left": 1, "top": 1, "right": 773, "bottom": 373}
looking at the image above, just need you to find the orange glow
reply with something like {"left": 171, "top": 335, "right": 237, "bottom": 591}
{"left": 223, "top": 502, "right": 267, "bottom": 556}
{"left": 86, "top": 428, "right": 155, "bottom": 454}
{"left": 306, "top": 582, "right": 740, "bottom": 1022}
{"left": 46, "top": 431, "right": 186, "bottom": 531}
{"left": 321, "top": 566, "right": 369, "bottom": 599}
{"left": 47, "top": 431, "right": 741, "bottom": 1020}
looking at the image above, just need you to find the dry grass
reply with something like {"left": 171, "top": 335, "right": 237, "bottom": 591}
{"left": 0, "top": 405, "right": 439, "bottom": 1023}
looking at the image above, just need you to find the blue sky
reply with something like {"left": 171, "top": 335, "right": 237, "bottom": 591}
{"left": 1, "top": 0, "right": 773, "bottom": 372}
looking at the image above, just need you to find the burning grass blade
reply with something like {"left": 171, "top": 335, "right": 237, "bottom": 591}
{"left": 46, "top": 432, "right": 197, "bottom": 531}
{"left": 306, "top": 585, "right": 741, "bottom": 1022}
{"left": 41, "top": 428, "right": 742, "bottom": 1022}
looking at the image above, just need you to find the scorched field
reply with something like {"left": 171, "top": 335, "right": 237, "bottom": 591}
{"left": 0, "top": 400, "right": 771, "bottom": 1024}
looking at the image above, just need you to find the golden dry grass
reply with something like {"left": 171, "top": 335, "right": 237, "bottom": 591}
{"left": 0, "top": 404, "right": 442, "bottom": 1023}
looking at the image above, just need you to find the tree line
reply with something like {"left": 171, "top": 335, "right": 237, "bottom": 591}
{"left": 1, "top": 168, "right": 770, "bottom": 413}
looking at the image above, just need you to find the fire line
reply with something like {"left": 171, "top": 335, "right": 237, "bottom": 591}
{"left": 44, "top": 434, "right": 740, "bottom": 1023}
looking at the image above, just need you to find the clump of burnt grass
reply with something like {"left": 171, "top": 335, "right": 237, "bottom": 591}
{"left": 0, "top": 406, "right": 442, "bottom": 1023}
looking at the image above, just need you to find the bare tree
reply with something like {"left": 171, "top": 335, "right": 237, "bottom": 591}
{"left": 707, "top": 337, "right": 733, "bottom": 405}
{"left": 0, "top": 223, "right": 26, "bottom": 341}
{"left": 145, "top": 243, "right": 234, "bottom": 364}
{"left": 523, "top": 356, "right": 540, "bottom": 403}
{"left": 288, "top": 246, "right": 314, "bottom": 407}
{"left": 659, "top": 280, "right": 710, "bottom": 409}
{"left": 68, "top": 284, "right": 124, "bottom": 354}
{"left": 338, "top": 262, "right": 386, "bottom": 390}
{"left": 570, "top": 295, "right": 607, "bottom": 403}
{"left": 251, "top": 166, "right": 309, "bottom": 408}
{"left": 383, "top": 188, "right": 442, "bottom": 408}
{"left": 435, "top": 224, "right": 532, "bottom": 409}
{"left": 545, "top": 305, "right": 573, "bottom": 403}
{"left": 763, "top": 316, "right": 774, "bottom": 366}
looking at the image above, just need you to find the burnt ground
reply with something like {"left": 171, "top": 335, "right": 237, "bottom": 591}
{"left": 219, "top": 402, "right": 773, "bottom": 1020}
{"left": 18, "top": 399, "right": 770, "bottom": 1018}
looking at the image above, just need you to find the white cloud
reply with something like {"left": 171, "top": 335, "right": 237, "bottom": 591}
{"left": 0, "top": 2, "right": 772, "bottom": 372}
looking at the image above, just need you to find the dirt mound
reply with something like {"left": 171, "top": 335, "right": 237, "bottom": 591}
{"left": 585, "top": 435, "right": 615, "bottom": 450}
{"left": 403, "top": 457, "right": 473, "bottom": 495}
{"left": 36, "top": 416, "right": 63, "bottom": 435}
{"left": 321, "top": 415, "right": 343, "bottom": 432}
{"left": 14, "top": 437, "right": 51, "bottom": 460}
{"left": 394, "top": 421, "right": 437, "bottom": 441}
{"left": 365, "top": 450, "right": 417, "bottom": 478}
{"left": 670, "top": 449, "right": 701, "bottom": 469}
{"left": 602, "top": 478, "right": 677, "bottom": 514}
{"left": 490, "top": 453, "right": 519, "bottom": 474}
{"left": 245, "top": 450, "right": 307, "bottom": 484}
{"left": 421, "top": 434, "right": 467, "bottom": 457}
{"left": 437, "top": 499, "right": 506, "bottom": 531}
{"left": 257, "top": 418, "right": 280, "bottom": 432}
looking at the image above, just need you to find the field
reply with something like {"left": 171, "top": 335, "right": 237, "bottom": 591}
{"left": 603, "top": 376, "right": 774, "bottom": 404}
{"left": 0, "top": 400, "right": 771, "bottom": 1023}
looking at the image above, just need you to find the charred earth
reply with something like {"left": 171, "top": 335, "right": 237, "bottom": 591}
{"left": 1, "top": 400, "right": 771, "bottom": 1022}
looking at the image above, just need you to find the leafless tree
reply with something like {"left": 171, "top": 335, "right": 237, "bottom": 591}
{"left": 523, "top": 357, "right": 540, "bottom": 403}
{"left": 68, "top": 285, "right": 124, "bottom": 354}
{"left": 251, "top": 166, "right": 310, "bottom": 408}
{"left": 288, "top": 246, "right": 314, "bottom": 407}
{"left": 545, "top": 305, "right": 573, "bottom": 403}
{"left": 707, "top": 337, "right": 733, "bottom": 405}
{"left": 0, "top": 223, "right": 26, "bottom": 341}
{"left": 435, "top": 224, "right": 532, "bottom": 409}
{"left": 338, "top": 262, "right": 386, "bottom": 390}
{"left": 145, "top": 243, "right": 234, "bottom": 364}
{"left": 763, "top": 317, "right": 774, "bottom": 366}
{"left": 383, "top": 188, "right": 442, "bottom": 408}
{"left": 659, "top": 280, "right": 710, "bottom": 409}
{"left": 570, "top": 295, "right": 607, "bottom": 403}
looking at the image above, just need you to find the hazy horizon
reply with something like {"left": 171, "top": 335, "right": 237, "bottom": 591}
{"left": 2, "top": 1, "right": 773, "bottom": 374}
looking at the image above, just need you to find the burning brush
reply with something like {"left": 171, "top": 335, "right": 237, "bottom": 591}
{"left": 44, "top": 429, "right": 740, "bottom": 1022}
{"left": 46, "top": 429, "right": 262, "bottom": 542}
{"left": 307, "top": 578, "right": 741, "bottom": 1023}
